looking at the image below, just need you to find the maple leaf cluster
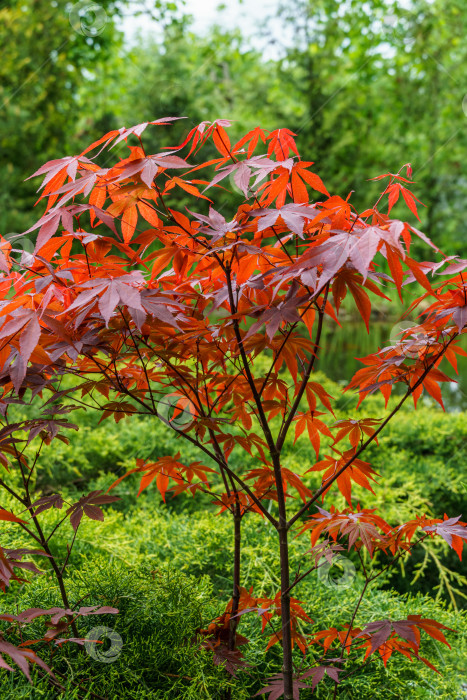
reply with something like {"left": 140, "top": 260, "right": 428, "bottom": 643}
{"left": 0, "top": 116, "right": 465, "bottom": 697}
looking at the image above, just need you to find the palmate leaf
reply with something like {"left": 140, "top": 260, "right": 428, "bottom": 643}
{"left": 264, "top": 618, "right": 309, "bottom": 655}
{"left": 356, "top": 615, "right": 454, "bottom": 669}
{"left": 306, "top": 449, "right": 378, "bottom": 506}
{"left": 299, "top": 505, "right": 392, "bottom": 556}
{"left": 255, "top": 673, "right": 310, "bottom": 700}
{"left": 107, "top": 454, "right": 215, "bottom": 501}
{"left": 255, "top": 666, "right": 341, "bottom": 700}
{"left": 66, "top": 491, "right": 120, "bottom": 531}
{"left": 293, "top": 411, "right": 333, "bottom": 459}
{"left": 0, "top": 310, "right": 42, "bottom": 391}
{"left": 0, "top": 605, "right": 118, "bottom": 656}
{"left": 214, "top": 491, "right": 264, "bottom": 517}
{"left": 422, "top": 515, "right": 467, "bottom": 559}
{"left": 0, "top": 509, "right": 27, "bottom": 524}
{"left": 232, "top": 126, "right": 267, "bottom": 159}
{"left": 300, "top": 665, "right": 341, "bottom": 691}
{"left": 250, "top": 204, "right": 321, "bottom": 238}
{"left": 385, "top": 182, "right": 425, "bottom": 221}
{"left": 0, "top": 547, "right": 50, "bottom": 591}
{"left": 346, "top": 342, "right": 455, "bottom": 409}
{"left": 266, "top": 128, "right": 300, "bottom": 159}
{"left": 206, "top": 643, "right": 250, "bottom": 677}
{"left": 173, "top": 119, "right": 232, "bottom": 157}
{"left": 66, "top": 271, "right": 146, "bottom": 326}
{"left": 332, "top": 268, "right": 390, "bottom": 331}
{"left": 0, "top": 637, "right": 53, "bottom": 683}
{"left": 331, "top": 418, "right": 381, "bottom": 448}
{"left": 244, "top": 465, "right": 312, "bottom": 504}
{"left": 31, "top": 493, "right": 64, "bottom": 516}
{"left": 0, "top": 605, "right": 118, "bottom": 625}
{"left": 310, "top": 625, "right": 360, "bottom": 654}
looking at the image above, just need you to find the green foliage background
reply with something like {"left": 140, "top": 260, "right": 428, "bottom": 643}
{"left": 1, "top": 374, "right": 466, "bottom": 697}
{"left": 2, "top": 0, "right": 467, "bottom": 254}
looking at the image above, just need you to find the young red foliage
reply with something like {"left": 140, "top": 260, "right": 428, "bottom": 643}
{"left": 0, "top": 117, "right": 465, "bottom": 699}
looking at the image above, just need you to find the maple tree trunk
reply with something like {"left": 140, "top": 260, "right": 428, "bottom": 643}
{"left": 229, "top": 504, "right": 241, "bottom": 651}
{"left": 16, "top": 447, "right": 80, "bottom": 638}
{"left": 278, "top": 521, "right": 294, "bottom": 700}
{"left": 30, "top": 510, "right": 79, "bottom": 638}
{"left": 274, "top": 452, "right": 294, "bottom": 700}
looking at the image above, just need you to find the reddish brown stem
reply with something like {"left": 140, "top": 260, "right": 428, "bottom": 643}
{"left": 288, "top": 335, "right": 458, "bottom": 529}
{"left": 228, "top": 506, "right": 242, "bottom": 651}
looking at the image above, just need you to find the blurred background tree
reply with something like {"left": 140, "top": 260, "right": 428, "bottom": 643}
{"left": 1, "top": 0, "right": 466, "bottom": 249}
{"left": 0, "top": 0, "right": 177, "bottom": 234}
{"left": 276, "top": 0, "right": 467, "bottom": 254}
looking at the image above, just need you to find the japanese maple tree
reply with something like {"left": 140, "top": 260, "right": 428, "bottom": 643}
{"left": 0, "top": 117, "right": 466, "bottom": 698}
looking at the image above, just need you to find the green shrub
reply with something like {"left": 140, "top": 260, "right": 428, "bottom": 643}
{"left": 1, "top": 551, "right": 465, "bottom": 699}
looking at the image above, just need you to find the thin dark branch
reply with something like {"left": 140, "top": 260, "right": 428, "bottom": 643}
{"left": 276, "top": 285, "right": 329, "bottom": 452}
{"left": 288, "top": 334, "right": 458, "bottom": 529}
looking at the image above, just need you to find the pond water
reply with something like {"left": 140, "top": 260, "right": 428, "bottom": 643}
{"left": 317, "top": 321, "right": 467, "bottom": 413}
